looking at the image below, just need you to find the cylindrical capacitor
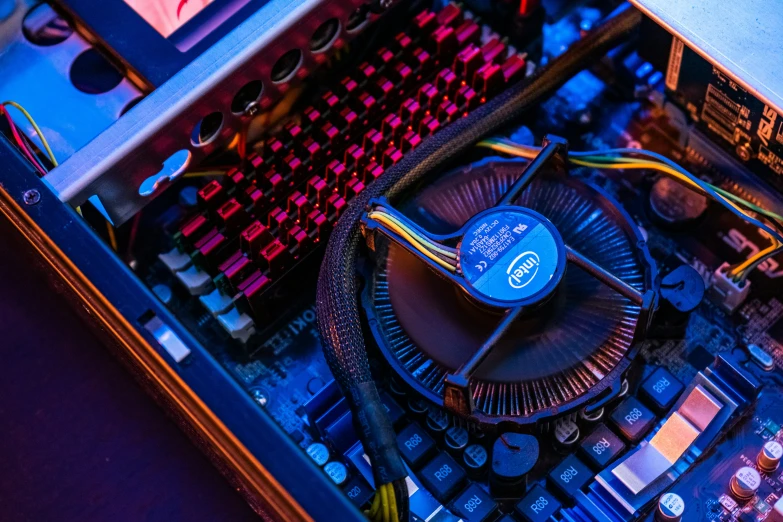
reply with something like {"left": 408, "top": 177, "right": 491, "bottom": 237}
{"left": 655, "top": 492, "right": 685, "bottom": 521}
{"left": 757, "top": 440, "right": 783, "bottom": 472}
{"left": 554, "top": 417, "right": 580, "bottom": 450}
{"left": 445, "top": 426, "right": 469, "bottom": 453}
{"left": 324, "top": 461, "right": 349, "bottom": 486}
{"left": 306, "top": 442, "right": 330, "bottom": 467}
{"left": 426, "top": 407, "right": 450, "bottom": 434}
{"left": 463, "top": 444, "right": 489, "bottom": 479}
{"left": 730, "top": 466, "right": 761, "bottom": 500}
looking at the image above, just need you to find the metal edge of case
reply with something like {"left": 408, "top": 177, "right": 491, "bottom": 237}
{"left": 629, "top": 0, "right": 783, "bottom": 116}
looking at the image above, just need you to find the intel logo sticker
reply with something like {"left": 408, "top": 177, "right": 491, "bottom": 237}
{"left": 459, "top": 208, "right": 564, "bottom": 305}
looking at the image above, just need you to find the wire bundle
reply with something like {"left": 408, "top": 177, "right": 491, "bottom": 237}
{"left": 364, "top": 482, "right": 402, "bottom": 522}
{"left": 0, "top": 101, "right": 58, "bottom": 175}
{"left": 478, "top": 138, "right": 783, "bottom": 283}
{"left": 367, "top": 204, "right": 458, "bottom": 272}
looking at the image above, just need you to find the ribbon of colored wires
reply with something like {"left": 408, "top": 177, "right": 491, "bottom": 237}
{"left": 477, "top": 138, "right": 783, "bottom": 282}
{"left": 367, "top": 208, "right": 457, "bottom": 272}
{"left": 1, "top": 105, "right": 46, "bottom": 175}
{"left": 2, "top": 101, "right": 58, "bottom": 167}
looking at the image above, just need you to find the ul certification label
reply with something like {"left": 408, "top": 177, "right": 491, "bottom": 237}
{"left": 460, "top": 209, "right": 561, "bottom": 304}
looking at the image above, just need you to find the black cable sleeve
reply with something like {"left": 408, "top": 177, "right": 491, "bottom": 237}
{"left": 317, "top": 2, "right": 641, "bottom": 491}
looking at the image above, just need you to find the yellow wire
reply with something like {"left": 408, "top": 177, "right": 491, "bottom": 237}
{"left": 106, "top": 220, "right": 118, "bottom": 251}
{"left": 368, "top": 213, "right": 457, "bottom": 271}
{"left": 388, "top": 483, "right": 398, "bottom": 522}
{"left": 369, "top": 211, "right": 457, "bottom": 258}
{"left": 379, "top": 483, "right": 390, "bottom": 522}
{"left": 183, "top": 170, "right": 228, "bottom": 178}
{"left": 365, "top": 490, "right": 381, "bottom": 520}
{"left": 2, "top": 101, "right": 58, "bottom": 166}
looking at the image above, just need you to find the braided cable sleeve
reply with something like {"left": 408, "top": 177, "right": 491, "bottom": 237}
{"left": 316, "top": 3, "right": 642, "bottom": 487}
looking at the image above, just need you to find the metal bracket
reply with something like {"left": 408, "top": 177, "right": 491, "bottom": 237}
{"left": 45, "top": 0, "right": 384, "bottom": 225}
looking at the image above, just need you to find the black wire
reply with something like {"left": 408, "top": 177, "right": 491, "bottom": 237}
{"left": 316, "top": 5, "right": 643, "bottom": 518}
{"left": 392, "top": 478, "right": 409, "bottom": 522}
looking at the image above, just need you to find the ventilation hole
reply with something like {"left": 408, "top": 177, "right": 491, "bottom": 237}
{"left": 120, "top": 96, "right": 143, "bottom": 116}
{"left": 231, "top": 80, "right": 264, "bottom": 114}
{"left": 139, "top": 150, "right": 191, "bottom": 197}
{"left": 22, "top": 3, "right": 73, "bottom": 46}
{"left": 70, "top": 48, "right": 124, "bottom": 94}
{"left": 270, "top": 49, "right": 303, "bottom": 83}
{"left": 346, "top": 5, "right": 369, "bottom": 33}
{"left": 191, "top": 112, "right": 224, "bottom": 146}
{"left": 310, "top": 19, "right": 340, "bottom": 53}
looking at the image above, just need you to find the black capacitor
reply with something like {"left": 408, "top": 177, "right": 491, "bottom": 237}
{"left": 490, "top": 433, "right": 539, "bottom": 498}
{"left": 408, "top": 397, "right": 429, "bottom": 415}
{"left": 651, "top": 265, "right": 705, "bottom": 337}
{"left": 445, "top": 426, "right": 470, "bottom": 453}
{"left": 648, "top": 177, "right": 708, "bottom": 227}
{"left": 463, "top": 444, "right": 489, "bottom": 479}
{"left": 426, "top": 407, "right": 451, "bottom": 434}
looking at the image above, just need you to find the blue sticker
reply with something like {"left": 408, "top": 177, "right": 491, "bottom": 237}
{"left": 460, "top": 208, "right": 564, "bottom": 305}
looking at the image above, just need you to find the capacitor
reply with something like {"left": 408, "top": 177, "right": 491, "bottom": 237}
{"left": 426, "top": 407, "right": 450, "bottom": 433}
{"left": 408, "top": 397, "right": 428, "bottom": 415}
{"left": 757, "top": 440, "right": 783, "bottom": 472}
{"left": 655, "top": 492, "right": 685, "bottom": 521}
{"left": 324, "top": 461, "right": 349, "bottom": 486}
{"left": 648, "top": 177, "right": 708, "bottom": 226}
{"left": 306, "top": 442, "right": 330, "bottom": 467}
{"left": 490, "top": 433, "right": 539, "bottom": 497}
{"left": 553, "top": 417, "right": 580, "bottom": 449}
{"left": 463, "top": 444, "right": 489, "bottom": 478}
{"left": 729, "top": 466, "right": 761, "bottom": 500}
{"left": 445, "top": 426, "right": 469, "bottom": 453}
{"left": 579, "top": 406, "right": 605, "bottom": 423}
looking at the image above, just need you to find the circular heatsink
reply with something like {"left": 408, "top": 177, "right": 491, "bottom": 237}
{"left": 364, "top": 160, "right": 653, "bottom": 424}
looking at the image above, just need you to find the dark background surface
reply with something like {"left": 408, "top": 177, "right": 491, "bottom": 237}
{"left": 0, "top": 230, "right": 260, "bottom": 521}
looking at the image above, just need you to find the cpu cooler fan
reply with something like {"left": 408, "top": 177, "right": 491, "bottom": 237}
{"left": 361, "top": 138, "right": 658, "bottom": 430}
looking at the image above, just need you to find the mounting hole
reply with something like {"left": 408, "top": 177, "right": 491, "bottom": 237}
{"left": 270, "top": 49, "right": 303, "bottom": 83}
{"left": 191, "top": 112, "right": 224, "bottom": 146}
{"left": 70, "top": 48, "right": 124, "bottom": 94}
{"left": 310, "top": 19, "right": 340, "bottom": 53}
{"left": 231, "top": 80, "right": 264, "bottom": 114}
{"left": 346, "top": 5, "right": 369, "bottom": 33}
{"left": 139, "top": 150, "right": 192, "bottom": 197}
{"left": 23, "top": 3, "right": 73, "bottom": 46}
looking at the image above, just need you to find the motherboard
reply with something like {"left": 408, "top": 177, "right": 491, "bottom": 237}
{"left": 124, "top": 4, "right": 783, "bottom": 522}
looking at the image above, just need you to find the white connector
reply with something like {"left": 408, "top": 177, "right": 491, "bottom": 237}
{"left": 710, "top": 262, "right": 751, "bottom": 312}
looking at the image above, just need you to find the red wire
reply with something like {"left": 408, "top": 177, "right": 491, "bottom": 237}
{"left": 1, "top": 105, "right": 47, "bottom": 175}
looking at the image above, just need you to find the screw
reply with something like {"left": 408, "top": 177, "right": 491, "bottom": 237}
{"left": 23, "top": 189, "right": 41, "bottom": 205}
{"left": 243, "top": 101, "right": 261, "bottom": 118}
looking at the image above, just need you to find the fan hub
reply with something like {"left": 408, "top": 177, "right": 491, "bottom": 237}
{"left": 459, "top": 207, "right": 566, "bottom": 308}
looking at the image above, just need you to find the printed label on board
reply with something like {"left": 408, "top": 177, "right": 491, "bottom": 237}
{"left": 666, "top": 38, "right": 684, "bottom": 91}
